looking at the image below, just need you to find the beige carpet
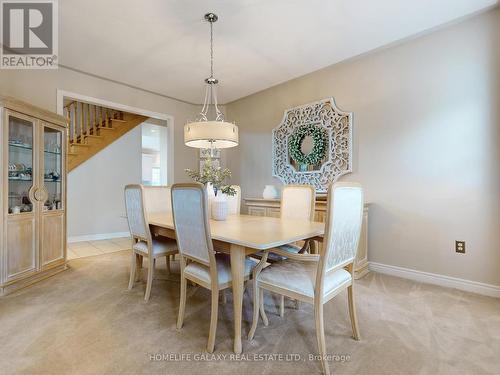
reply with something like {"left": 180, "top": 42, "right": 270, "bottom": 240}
{"left": 0, "top": 250, "right": 499, "bottom": 375}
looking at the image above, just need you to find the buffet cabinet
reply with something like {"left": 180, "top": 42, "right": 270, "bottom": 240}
{"left": 0, "top": 96, "right": 67, "bottom": 296}
{"left": 244, "top": 197, "right": 370, "bottom": 279}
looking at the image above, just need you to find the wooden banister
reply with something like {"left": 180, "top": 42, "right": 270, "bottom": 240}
{"left": 79, "top": 102, "right": 84, "bottom": 141}
{"left": 72, "top": 103, "right": 76, "bottom": 143}
{"left": 92, "top": 105, "right": 97, "bottom": 135}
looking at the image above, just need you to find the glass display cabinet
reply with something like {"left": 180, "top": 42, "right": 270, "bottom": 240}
{"left": 1, "top": 96, "right": 67, "bottom": 296}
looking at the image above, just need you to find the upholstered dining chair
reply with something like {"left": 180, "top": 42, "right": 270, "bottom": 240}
{"left": 220, "top": 185, "right": 241, "bottom": 304}
{"left": 225, "top": 185, "right": 241, "bottom": 215}
{"left": 143, "top": 186, "right": 176, "bottom": 274}
{"left": 258, "top": 184, "right": 316, "bottom": 316}
{"left": 124, "top": 185, "right": 178, "bottom": 302}
{"left": 143, "top": 185, "right": 176, "bottom": 273}
{"left": 143, "top": 185, "right": 172, "bottom": 214}
{"left": 171, "top": 183, "right": 256, "bottom": 353}
{"left": 248, "top": 182, "right": 364, "bottom": 375}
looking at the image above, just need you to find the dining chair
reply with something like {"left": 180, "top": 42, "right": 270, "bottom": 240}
{"left": 220, "top": 185, "right": 241, "bottom": 304}
{"left": 143, "top": 185, "right": 176, "bottom": 273}
{"left": 143, "top": 185, "right": 172, "bottom": 214}
{"left": 143, "top": 185, "right": 175, "bottom": 273}
{"left": 124, "top": 184, "right": 178, "bottom": 302}
{"left": 258, "top": 184, "right": 316, "bottom": 316}
{"left": 248, "top": 182, "right": 364, "bottom": 375}
{"left": 171, "top": 183, "right": 256, "bottom": 353}
{"left": 225, "top": 185, "right": 241, "bottom": 215}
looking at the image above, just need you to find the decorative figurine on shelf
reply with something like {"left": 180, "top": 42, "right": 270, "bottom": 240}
{"left": 44, "top": 170, "right": 60, "bottom": 181}
{"left": 185, "top": 158, "right": 236, "bottom": 221}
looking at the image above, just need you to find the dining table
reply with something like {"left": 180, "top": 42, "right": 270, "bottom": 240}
{"left": 147, "top": 212, "right": 325, "bottom": 354}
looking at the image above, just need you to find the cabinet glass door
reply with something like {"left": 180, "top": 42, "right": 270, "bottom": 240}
{"left": 42, "top": 125, "right": 63, "bottom": 211}
{"left": 7, "top": 114, "right": 35, "bottom": 215}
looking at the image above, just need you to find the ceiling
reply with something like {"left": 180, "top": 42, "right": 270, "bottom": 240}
{"left": 60, "top": 0, "right": 497, "bottom": 104}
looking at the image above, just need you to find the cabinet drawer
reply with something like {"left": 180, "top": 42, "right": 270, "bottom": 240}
{"left": 266, "top": 208, "right": 281, "bottom": 218}
{"left": 248, "top": 206, "right": 266, "bottom": 216}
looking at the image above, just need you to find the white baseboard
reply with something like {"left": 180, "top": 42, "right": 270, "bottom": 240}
{"left": 68, "top": 232, "right": 130, "bottom": 243}
{"left": 368, "top": 262, "right": 500, "bottom": 298}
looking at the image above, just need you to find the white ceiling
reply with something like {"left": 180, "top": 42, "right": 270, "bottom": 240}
{"left": 60, "top": 0, "right": 497, "bottom": 104}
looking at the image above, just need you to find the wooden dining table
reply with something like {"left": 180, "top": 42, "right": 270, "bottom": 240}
{"left": 147, "top": 212, "right": 325, "bottom": 354}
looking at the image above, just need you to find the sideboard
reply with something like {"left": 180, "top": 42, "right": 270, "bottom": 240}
{"left": 244, "top": 197, "right": 370, "bottom": 279}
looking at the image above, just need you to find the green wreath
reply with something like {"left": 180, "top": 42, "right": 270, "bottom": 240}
{"left": 288, "top": 124, "right": 327, "bottom": 166}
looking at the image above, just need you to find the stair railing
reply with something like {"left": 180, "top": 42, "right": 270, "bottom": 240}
{"left": 64, "top": 101, "right": 124, "bottom": 146}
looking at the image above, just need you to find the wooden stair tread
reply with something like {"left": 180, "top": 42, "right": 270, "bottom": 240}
{"left": 110, "top": 118, "right": 126, "bottom": 123}
{"left": 70, "top": 143, "right": 91, "bottom": 147}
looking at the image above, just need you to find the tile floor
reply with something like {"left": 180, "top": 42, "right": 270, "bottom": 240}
{"left": 67, "top": 237, "right": 131, "bottom": 259}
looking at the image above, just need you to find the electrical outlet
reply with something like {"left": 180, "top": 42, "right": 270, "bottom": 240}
{"left": 455, "top": 241, "right": 465, "bottom": 254}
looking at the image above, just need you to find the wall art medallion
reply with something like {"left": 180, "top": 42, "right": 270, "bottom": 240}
{"left": 272, "top": 98, "right": 353, "bottom": 192}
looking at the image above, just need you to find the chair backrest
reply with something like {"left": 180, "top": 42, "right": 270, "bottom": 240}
{"left": 124, "top": 185, "right": 151, "bottom": 242}
{"left": 225, "top": 185, "right": 241, "bottom": 215}
{"left": 281, "top": 185, "right": 316, "bottom": 221}
{"left": 144, "top": 186, "right": 172, "bottom": 214}
{"left": 320, "top": 182, "right": 364, "bottom": 276}
{"left": 171, "top": 183, "right": 214, "bottom": 266}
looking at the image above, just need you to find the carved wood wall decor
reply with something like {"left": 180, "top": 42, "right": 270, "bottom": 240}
{"left": 272, "top": 98, "right": 353, "bottom": 192}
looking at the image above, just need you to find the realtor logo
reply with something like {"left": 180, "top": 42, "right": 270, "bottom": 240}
{"left": 1, "top": 0, "right": 58, "bottom": 69}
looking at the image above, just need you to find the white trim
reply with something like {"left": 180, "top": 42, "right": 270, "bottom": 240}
{"left": 68, "top": 232, "right": 130, "bottom": 243}
{"left": 56, "top": 89, "right": 175, "bottom": 185}
{"left": 369, "top": 262, "right": 500, "bottom": 298}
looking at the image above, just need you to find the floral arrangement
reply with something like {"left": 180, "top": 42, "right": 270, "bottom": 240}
{"left": 185, "top": 158, "right": 237, "bottom": 196}
{"left": 288, "top": 123, "right": 327, "bottom": 166}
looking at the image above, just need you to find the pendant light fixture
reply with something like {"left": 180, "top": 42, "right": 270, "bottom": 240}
{"left": 184, "top": 13, "right": 238, "bottom": 154}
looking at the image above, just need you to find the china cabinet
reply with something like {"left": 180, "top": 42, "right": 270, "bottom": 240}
{"left": 244, "top": 196, "right": 370, "bottom": 279}
{"left": 1, "top": 96, "right": 67, "bottom": 296}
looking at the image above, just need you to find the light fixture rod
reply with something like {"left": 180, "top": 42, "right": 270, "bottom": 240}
{"left": 196, "top": 13, "right": 224, "bottom": 122}
{"left": 210, "top": 16, "right": 214, "bottom": 78}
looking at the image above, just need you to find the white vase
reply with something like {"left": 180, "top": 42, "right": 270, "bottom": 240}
{"left": 262, "top": 185, "right": 279, "bottom": 199}
{"left": 211, "top": 195, "right": 228, "bottom": 221}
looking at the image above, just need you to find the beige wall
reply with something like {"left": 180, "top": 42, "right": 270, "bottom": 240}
{"left": 226, "top": 8, "right": 500, "bottom": 285}
{"left": 67, "top": 126, "right": 141, "bottom": 239}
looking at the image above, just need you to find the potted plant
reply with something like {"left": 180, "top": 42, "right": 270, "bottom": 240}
{"left": 185, "top": 159, "right": 236, "bottom": 220}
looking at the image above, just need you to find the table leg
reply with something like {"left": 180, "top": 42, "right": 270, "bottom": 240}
{"left": 230, "top": 244, "right": 245, "bottom": 354}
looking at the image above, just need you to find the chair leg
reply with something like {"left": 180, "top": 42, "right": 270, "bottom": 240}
{"left": 135, "top": 254, "right": 142, "bottom": 282}
{"left": 248, "top": 283, "right": 260, "bottom": 340}
{"left": 177, "top": 258, "right": 187, "bottom": 330}
{"left": 166, "top": 255, "right": 171, "bottom": 275}
{"left": 279, "top": 295, "right": 285, "bottom": 318}
{"left": 347, "top": 284, "right": 360, "bottom": 340}
{"left": 144, "top": 257, "right": 154, "bottom": 302}
{"left": 128, "top": 251, "right": 137, "bottom": 290}
{"left": 314, "top": 301, "right": 330, "bottom": 375}
{"left": 259, "top": 289, "right": 269, "bottom": 326}
{"left": 221, "top": 289, "right": 227, "bottom": 305}
{"left": 207, "top": 288, "right": 219, "bottom": 353}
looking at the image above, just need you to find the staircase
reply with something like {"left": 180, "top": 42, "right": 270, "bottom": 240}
{"left": 64, "top": 101, "right": 148, "bottom": 171}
